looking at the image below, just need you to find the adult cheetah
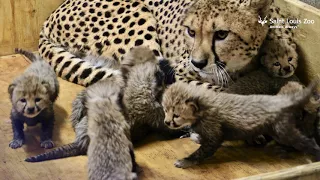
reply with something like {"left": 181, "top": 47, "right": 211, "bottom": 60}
{"left": 39, "top": 0, "right": 282, "bottom": 87}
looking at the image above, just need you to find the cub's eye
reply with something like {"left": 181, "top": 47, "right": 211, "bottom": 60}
{"left": 186, "top": 27, "right": 195, "bottom": 38}
{"left": 35, "top": 98, "right": 42, "bottom": 102}
{"left": 273, "top": 62, "right": 281, "bottom": 66}
{"left": 173, "top": 114, "right": 180, "bottom": 118}
{"left": 288, "top": 57, "right": 293, "bottom": 62}
{"left": 215, "top": 30, "right": 229, "bottom": 40}
{"left": 20, "top": 98, "right": 26, "bottom": 103}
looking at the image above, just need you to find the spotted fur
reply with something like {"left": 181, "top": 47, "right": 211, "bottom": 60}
{"left": 38, "top": 0, "right": 289, "bottom": 88}
{"left": 260, "top": 6, "right": 298, "bottom": 78}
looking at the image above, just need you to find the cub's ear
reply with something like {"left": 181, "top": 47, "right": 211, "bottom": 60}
{"left": 241, "top": 0, "right": 273, "bottom": 17}
{"left": 41, "top": 81, "right": 50, "bottom": 91}
{"left": 8, "top": 83, "right": 16, "bottom": 97}
{"left": 290, "top": 43, "right": 297, "bottom": 50}
{"left": 42, "top": 81, "right": 56, "bottom": 102}
{"left": 185, "top": 97, "right": 199, "bottom": 113}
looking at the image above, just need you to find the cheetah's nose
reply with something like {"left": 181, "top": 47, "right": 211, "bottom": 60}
{"left": 164, "top": 121, "right": 171, "bottom": 126}
{"left": 283, "top": 66, "right": 291, "bottom": 72}
{"left": 27, "top": 107, "right": 35, "bottom": 114}
{"left": 191, "top": 59, "right": 208, "bottom": 69}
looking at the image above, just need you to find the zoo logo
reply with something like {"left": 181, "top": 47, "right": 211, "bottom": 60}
{"left": 258, "top": 15, "right": 268, "bottom": 26}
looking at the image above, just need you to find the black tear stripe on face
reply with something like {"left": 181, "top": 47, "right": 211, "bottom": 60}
{"left": 289, "top": 62, "right": 296, "bottom": 71}
{"left": 211, "top": 36, "right": 226, "bottom": 68}
{"left": 22, "top": 103, "right": 27, "bottom": 113}
{"left": 35, "top": 104, "right": 40, "bottom": 112}
{"left": 278, "top": 62, "right": 282, "bottom": 76}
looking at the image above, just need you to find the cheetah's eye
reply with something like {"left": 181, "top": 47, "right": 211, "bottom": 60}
{"left": 273, "top": 62, "right": 281, "bottom": 66}
{"left": 288, "top": 57, "right": 293, "bottom": 62}
{"left": 35, "top": 98, "right": 42, "bottom": 102}
{"left": 215, "top": 30, "right": 229, "bottom": 40}
{"left": 173, "top": 114, "right": 180, "bottom": 118}
{"left": 186, "top": 27, "right": 195, "bottom": 38}
{"left": 20, "top": 98, "right": 26, "bottom": 103}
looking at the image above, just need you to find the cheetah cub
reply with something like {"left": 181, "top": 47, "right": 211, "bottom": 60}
{"left": 121, "top": 46, "right": 183, "bottom": 141}
{"left": 162, "top": 80, "right": 320, "bottom": 168}
{"left": 8, "top": 49, "right": 59, "bottom": 149}
{"left": 278, "top": 81, "right": 320, "bottom": 141}
{"left": 86, "top": 78, "right": 137, "bottom": 180}
{"left": 260, "top": 35, "right": 298, "bottom": 78}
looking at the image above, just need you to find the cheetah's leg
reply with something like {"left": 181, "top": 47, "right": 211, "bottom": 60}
{"left": 175, "top": 133, "right": 223, "bottom": 168}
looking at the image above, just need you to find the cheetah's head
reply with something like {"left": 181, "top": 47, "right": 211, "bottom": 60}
{"left": 183, "top": 0, "right": 272, "bottom": 84}
{"left": 261, "top": 39, "right": 298, "bottom": 78}
{"left": 8, "top": 75, "right": 52, "bottom": 118}
{"left": 162, "top": 82, "right": 202, "bottom": 129}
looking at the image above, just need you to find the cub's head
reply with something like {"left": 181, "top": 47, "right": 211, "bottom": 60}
{"left": 8, "top": 76, "right": 52, "bottom": 118}
{"left": 121, "top": 46, "right": 158, "bottom": 69}
{"left": 183, "top": 0, "right": 272, "bottom": 83}
{"left": 261, "top": 39, "right": 298, "bottom": 78}
{"left": 162, "top": 83, "right": 201, "bottom": 129}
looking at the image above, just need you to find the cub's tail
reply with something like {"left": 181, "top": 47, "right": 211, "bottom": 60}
{"left": 290, "top": 77, "right": 320, "bottom": 107}
{"left": 25, "top": 142, "right": 86, "bottom": 162}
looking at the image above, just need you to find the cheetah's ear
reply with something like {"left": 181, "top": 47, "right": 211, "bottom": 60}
{"left": 8, "top": 83, "right": 16, "bottom": 97}
{"left": 185, "top": 97, "right": 199, "bottom": 113}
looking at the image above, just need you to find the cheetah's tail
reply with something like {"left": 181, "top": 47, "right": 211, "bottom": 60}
{"left": 38, "top": 27, "right": 120, "bottom": 86}
{"left": 14, "top": 48, "right": 40, "bottom": 62}
{"left": 25, "top": 142, "right": 86, "bottom": 162}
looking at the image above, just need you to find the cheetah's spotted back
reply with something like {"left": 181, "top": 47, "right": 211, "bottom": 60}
{"left": 39, "top": 0, "right": 294, "bottom": 87}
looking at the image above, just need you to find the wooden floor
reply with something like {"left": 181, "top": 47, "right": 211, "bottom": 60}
{"left": 0, "top": 55, "right": 315, "bottom": 180}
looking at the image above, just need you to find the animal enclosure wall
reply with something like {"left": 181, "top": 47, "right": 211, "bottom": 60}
{"left": 274, "top": 0, "right": 320, "bottom": 84}
{"left": 0, "top": 0, "right": 64, "bottom": 56}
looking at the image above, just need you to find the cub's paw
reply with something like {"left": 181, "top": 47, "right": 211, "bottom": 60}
{"left": 246, "top": 135, "right": 268, "bottom": 147}
{"left": 130, "top": 172, "right": 138, "bottom": 180}
{"left": 40, "top": 140, "right": 54, "bottom": 149}
{"left": 180, "top": 132, "right": 191, "bottom": 139}
{"left": 174, "top": 159, "right": 197, "bottom": 169}
{"left": 9, "top": 139, "right": 25, "bottom": 149}
{"left": 190, "top": 133, "right": 201, "bottom": 144}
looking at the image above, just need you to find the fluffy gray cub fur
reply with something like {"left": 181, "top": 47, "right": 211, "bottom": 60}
{"left": 278, "top": 81, "right": 320, "bottom": 143}
{"left": 24, "top": 47, "right": 178, "bottom": 165}
{"left": 86, "top": 77, "right": 137, "bottom": 180}
{"left": 226, "top": 69, "right": 300, "bottom": 95}
{"left": 8, "top": 49, "right": 59, "bottom": 149}
{"left": 162, "top": 80, "right": 320, "bottom": 168}
{"left": 25, "top": 90, "right": 89, "bottom": 162}
{"left": 121, "top": 47, "right": 183, "bottom": 141}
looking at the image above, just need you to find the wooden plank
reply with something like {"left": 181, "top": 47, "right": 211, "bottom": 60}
{"left": 236, "top": 162, "right": 320, "bottom": 180}
{"left": 0, "top": 0, "right": 64, "bottom": 56}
